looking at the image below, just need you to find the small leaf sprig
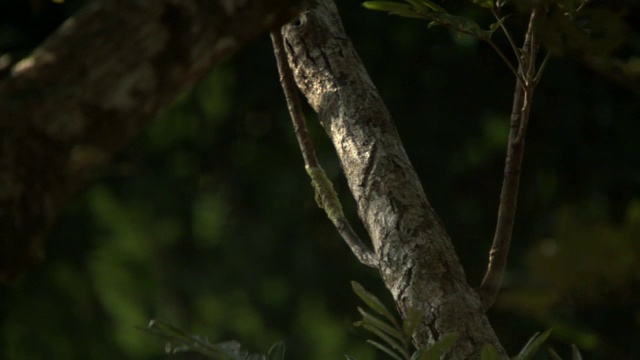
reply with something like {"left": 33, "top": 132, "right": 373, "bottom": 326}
{"left": 363, "top": 0, "right": 493, "bottom": 39}
{"left": 349, "top": 281, "right": 458, "bottom": 360}
{"left": 362, "top": 0, "right": 522, "bottom": 86}
{"left": 349, "top": 282, "right": 583, "bottom": 359}
{"left": 143, "top": 319, "right": 285, "bottom": 360}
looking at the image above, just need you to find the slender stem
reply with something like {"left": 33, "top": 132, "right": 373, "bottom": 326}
{"left": 491, "top": 8, "right": 520, "bottom": 66}
{"left": 533, "top": 51, "right": 551, "bottom": 85}
{"left": 576, "top": 0, "right": 589, "bottom": 12}
{"left": 525, "top": 23, "right": 537, "bottom": 83}
{"left": 478, "top": 8, "right": 543, "bottom": 311}
{"left": 270, "top": 31, "right": 319, "bottom": 168}
{"left": 270, "top": 29, "right": 378, "bottom": 268}
{"left": 486, "top": 39, "right": 526, "bottom": 85}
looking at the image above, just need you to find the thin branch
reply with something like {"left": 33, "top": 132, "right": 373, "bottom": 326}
{"left": 576, "top": 0, "right": 590, "bottom": 12}
{"left": 270, "top": 30, "right": 318, "bottom": 168}
{"left": 0, "top": 0, "right": 299, "bottom": 282}
{"left": 270, "top": 29, "right": 378, "bottom": 268}
{"left": 491, "top": 8, "right": 520, "bottom": 66}
{"left": 533, "top": 51, "right": 551, "bottom": 85}
{"left": 485, "top": 39, "right": 526, "bottom": 85}
{"left": 478, "top": 8, "right": 543, "bottom": 311}
{"left": 525, "top": 19, "right": 538, "bottom": 85}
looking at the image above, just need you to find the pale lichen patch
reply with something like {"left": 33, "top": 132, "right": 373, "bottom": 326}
{"left": 12, "top": 57, "right": 37, "bottom": 76}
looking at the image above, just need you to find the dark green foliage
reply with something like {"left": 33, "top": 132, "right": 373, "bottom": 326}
{"left": 351, "top": 281, "right": 458, "bottom": 360}
{"left": 267, "top": 342, "right": 286, "bottom": 360}
{"left": 480, "top": 344, "right": 502, "bottom": 360}
{"left": 514, "top": 329, "right": 553, "bottom": 360}
{"left": 144, "top": 319, "right": 285, "bottom": 360}
{"left": 350, "top": 284, "right": 581, "bottom": 359}
{"left": 362, "top": 0, "right": 493, "bottom": 39}
{"left": 539, "top": 8, "right": 628, "bottom": 57}
{"left": 553, "top": 343, "right": 588, "bottom": 360}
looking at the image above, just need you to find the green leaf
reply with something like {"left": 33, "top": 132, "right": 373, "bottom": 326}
{"left": 422, "top": 12, "right": 491, "bottom": 39}
{"left": 362, "top": 1, "right": 432, "bottom": 19}
{"left": 548, "top": 348, "right": 563, "bottom": 360}
{"left": 146, "top": 319, "right": 218, "bottom": 355}
{"left": 480, "top": 344, "right": 501, "bottom": 360}
{"left": 489, "top": 16, "right": 509, "bottom": 33}
{"left": 344, "top": 356, "right": 358, "bottom": 360}
{"left": 411, "top": 349, "right": 424, "bottom": 360}
{"left": 407, "top": 0, "right": 446, "bottom": 12}
{"left": 419, "top": 0, "right": 446, "bottom": 12}
{"left": 418, "top": 333, "right": 458, "bottom": 360}
{"left": 358, "top": 307, "right": 405, "bottom": 343}
{"left": 360, "top": 323, "right": 410, "bottom": 359}
{"left": 367, "top": 340, "right": 404, "bottom": 360}
{"left": 363, "top": 1, "right": 415, "bottom": 13}
{"left": 405, "top": 0, "right": 432, "bottom": 12}
{"left": 515, "top": 329, "right": 553, "bottom": 360}
{"left": 571, "top": 345, "right": 583, "bottom": 360}
{"left": 402, "top": 307, "right": 423, "bottom": 338}
{"left": 351, "top": 282, "right": 399, "bottom": 326}
{"left": 144, "top": 320, "right": 260, "bottom": 359}
{"left": 267, "top": 342, "right": 286, "bottom": 360}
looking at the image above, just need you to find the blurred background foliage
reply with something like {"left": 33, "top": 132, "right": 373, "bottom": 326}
{"left": 1, "top": 0, "right": 639, "bottom": 359}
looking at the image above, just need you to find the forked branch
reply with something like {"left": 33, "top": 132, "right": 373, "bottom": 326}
{"left": 270, "top": 30, "right": 378, "bottom": 268}
{"left": 478, "top": 7, "right": 548, "bottom": 311}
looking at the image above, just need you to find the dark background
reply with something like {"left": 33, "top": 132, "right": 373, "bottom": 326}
{"left": 1, "top": 0, "right": 639, "bottom": 359}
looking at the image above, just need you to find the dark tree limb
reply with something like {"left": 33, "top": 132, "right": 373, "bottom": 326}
{"left": 270, "top": 30, "right": 377, "bottom": 267}
{"left": 478, "top": 8, "right": 545, "bottom": 311}
{"left": 280, "top": 0, "right": 506, "bottom": 357}
{"left": 271, "top": 30, "right": 319, "bottom": 169}
{"left": 0, "top": 0, "right": 299, "bottom": 282}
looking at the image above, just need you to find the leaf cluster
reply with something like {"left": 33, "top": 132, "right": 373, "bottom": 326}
{"left": 349, "top": 281, "right": 458, "bottom": 360}
{"left": 143, "top": 287, "right": 585, "bottom": 360}
{"left": 143, "top": 319, "right": 285, "bottom": 360}
{"left": 350, "top": 283, "right": 585, "bottom": 360}
{"left": 362, "top": 0, "right": 498, "bottom": 40}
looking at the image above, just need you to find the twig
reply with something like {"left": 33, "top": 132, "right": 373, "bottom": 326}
{"left": 491, "top": 8, "right": 520, "bottom": 67}
{"left": 533, "top": 51, "right": 551, "bottom": 85}
{"left": 478, "top": 8, "right": 544, "bottom": 311}
{"left": 525, "top": 20, "right": 538, "bottom": 86}
{"left": 270, "top": 29, "right": 378, "bottom": 268}
{"left": 576, "top": 0, "right": 590, "bottom": 12}
{"left": 485, "top": 39, "right": 526, "bottom": 85}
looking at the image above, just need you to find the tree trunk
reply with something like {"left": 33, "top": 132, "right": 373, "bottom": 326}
{"left": 0, "top": 0, "right": 298, "bottom": 282}
{"left": 280, "top": 1, "right": 506, "bottom": 358}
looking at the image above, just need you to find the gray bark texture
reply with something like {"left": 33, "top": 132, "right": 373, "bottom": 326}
{"left": 280, "top": 1, "right": 507, "bottom": 358}
{"left": 0, "top": 0, "right": 298, "bottom": 282}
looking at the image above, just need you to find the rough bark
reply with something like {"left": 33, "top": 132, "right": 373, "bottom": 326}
{"left": 0, "top": 0, "right": 299, "bottom": 282}
{"left": 280, "top": 1, "right": 506, "bottom": 358}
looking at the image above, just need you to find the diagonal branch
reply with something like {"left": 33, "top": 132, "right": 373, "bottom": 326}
{"left": 478, "top": 7, "right": 545, "bottom": 311}
{"left": 270, "top": 29, "right": 378, "bottom": 268}
{"left": 280, "top": 0, "right": 507, "bottom": 357}
{"left": 0, "top": 0, "right": 299, "bottom": 282}
{"left": 491, "top": 8, "right": 520, "bottom": 67}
